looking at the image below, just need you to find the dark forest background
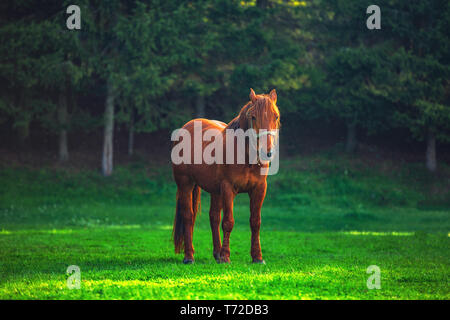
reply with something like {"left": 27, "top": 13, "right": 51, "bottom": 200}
{"left": 0, "top": 0, "right": 449, "bottom": 175}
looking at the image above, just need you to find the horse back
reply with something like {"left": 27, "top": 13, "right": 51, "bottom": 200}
{"left": 182, "top": 118, "right": 227, "bottom": 132}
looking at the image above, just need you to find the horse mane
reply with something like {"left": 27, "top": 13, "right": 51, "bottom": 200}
{"left": 227, "top": 102, "right": 251, "bottom": 130}
{"left": 227, "top": 117, "right": 241, "bottom": 130}
{"left": 226, "top": 94, "right": 280, "bottom": 131}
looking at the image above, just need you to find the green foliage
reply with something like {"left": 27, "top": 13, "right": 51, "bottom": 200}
{"left": 388, "top": 49, "right": 450, "bottom": 141}
{"left": 0, "top": 0, "right": 449, "bottom": 167}
{"left": 323, "top": 46, "right": 393, "bottom": 133}
{"left": 381, "top": 0, "right": 450, "bottom": 142}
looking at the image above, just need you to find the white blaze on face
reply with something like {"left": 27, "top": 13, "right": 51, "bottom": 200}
{"left": 262, "top": 133, "right": 274, "bottom": 158}
{"left": 257, "top": 130, "right": 277, "bottom": 163}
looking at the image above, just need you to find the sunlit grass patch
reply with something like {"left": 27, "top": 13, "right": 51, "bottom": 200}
{"left": 342, "top": 231, "right": 414, "bottom": 236}
{"left": 0, "top": 227, "right": 448, "bottom": 299}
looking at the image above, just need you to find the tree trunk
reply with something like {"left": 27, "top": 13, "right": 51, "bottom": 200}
{"left": 128, "top": 114, "right": 134, "bottom": 156}
{"left": 196, "top": 95, "right": 205, "bottom": 118}
{"left": 345, "top": 123, "right": 357, "bottom": 153}
{"left": 15, "top": 92, "right": 30, "bottom": 147}
{"left": 426, "top": 129, "right": 437, "bottom": 172}
{"left": 102, "top": 81, "right": 114, "bottom": 176}
{"left": 16, "top": 120, "right": 30, "bottom": 147}
{"left": 58, "top": 87, "right": 69, "bottom": 162}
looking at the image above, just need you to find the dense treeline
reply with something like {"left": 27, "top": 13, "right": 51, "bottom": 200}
{"left": 0, "top": 0, "right": 449, "bottom": 175}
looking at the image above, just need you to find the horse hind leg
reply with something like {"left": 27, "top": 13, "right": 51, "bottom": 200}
{"left": 173, "top": 177, "right": 198, "bottom": 264}
{"left": 209, "top": 193, "right": 222, "bottom": 262}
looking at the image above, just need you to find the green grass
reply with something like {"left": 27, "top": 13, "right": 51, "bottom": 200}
{"left": 0, "top": 154, "right": 449, "bottom": 299}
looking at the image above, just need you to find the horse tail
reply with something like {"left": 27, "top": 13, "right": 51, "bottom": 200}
{"left": 173, "top": 185, "right": 201, "bottom": 254}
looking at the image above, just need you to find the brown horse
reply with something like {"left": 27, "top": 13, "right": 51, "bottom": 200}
{"left": 171, "top": 89, "right": 280, "bottom": 264}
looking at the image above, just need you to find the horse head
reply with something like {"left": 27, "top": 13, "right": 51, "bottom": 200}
{"left": 240, "top": 88, "right": 280, "bottom": 164}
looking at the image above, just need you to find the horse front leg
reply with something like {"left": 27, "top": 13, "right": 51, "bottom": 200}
{"left": 209, "top": 193, "right": 222, "bottom": 262}
{"left": 219, "top": 183, "right": 235, "bottom": 263}
{"left": 249, "top": 182, "right": 267, "bottom": 264}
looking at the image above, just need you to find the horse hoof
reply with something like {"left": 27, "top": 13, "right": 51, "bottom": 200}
{"left": 218, "top": 257, "right": 231, "bottom": 264}
{"left": 252, "top": 259, "right": 266, "bottom": 264}
{"left": 213, "top": 252, "right": 221, "bottom": 263}
{"left": 183, "top": 258, "right": 194, "bottom": 264}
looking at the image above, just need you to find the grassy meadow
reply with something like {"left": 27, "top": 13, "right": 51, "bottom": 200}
{"left": 0, "top": 153, "right": 449, "bottom": 299}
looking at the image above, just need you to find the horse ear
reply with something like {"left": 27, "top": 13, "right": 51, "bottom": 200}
{"left": 249, "top": 88, "right": 257, "bottom": 103}
{"left": 269, "top": 89, "right": 277, "bottom": 104}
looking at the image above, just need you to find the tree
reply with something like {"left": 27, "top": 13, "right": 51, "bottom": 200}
{"left": 113, "top": 1, "right": 203, "bottom": 156}
{"left": 0, "top": 1, "right": 83, "bottom": 160}
{"left": 324, "top": 46, "right": 392, "bottom": 153}
{"left": 383, "top": 0, "right": 450, "bottom": 171}
{"left": 307, "top": 0, "right": 394, "bottom": 152}
{"left": 388, "top": 50, "right": 450, "bottom": 172}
